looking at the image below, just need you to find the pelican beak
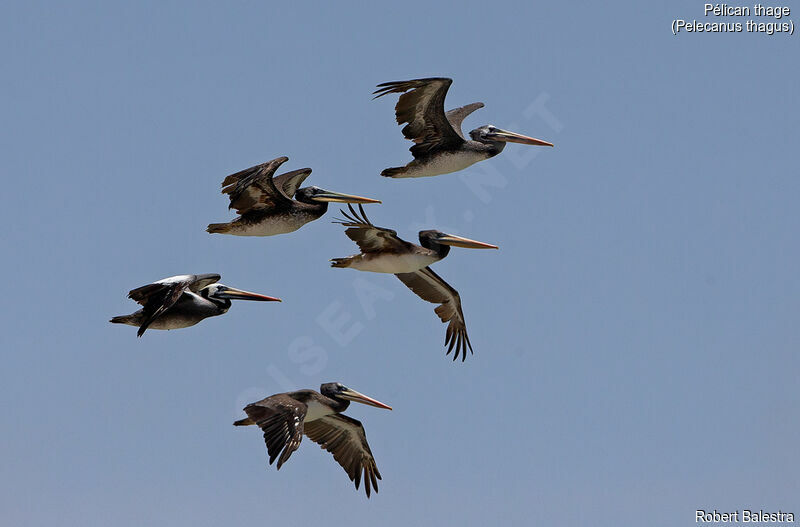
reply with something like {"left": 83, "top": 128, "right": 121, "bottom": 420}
{"left": 218, "top": 287, "right": 282, "bottom": 302}
{"left": 490, "top": 128, "right": 553, "bottom": 147}
{"left": 311, "top": 190, "right": 382, "bottom": 204}
{"left": 437, "top": 234, "right": 499, "bottom": 250}
{"left": 340, "top": 388, "right": 393, "bottom": 410}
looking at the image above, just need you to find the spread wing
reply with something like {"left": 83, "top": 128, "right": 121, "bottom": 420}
{"left": 272, "top": 167, "right": 313, "bottom": 199}
{"left": 374, "top": 77, "right": 465, "bottom": 158}
{"left": 219, "top": 156, "right": 292, "bottom": 214}
{"left": 304, "top": 414, "right": 381, "bottom": 498}
{"left": 127, "top": 274, "right": 220, "bottom": 337}
{"left": 185, "top": 273, "right": 222, "bottom": 292}
{"left": 445, "top": 102, "right": 484, "bottom": 140}
{"left": 334, "top": 204, "right": 411, "bottom": 254}
{"left": 394, "top": 267, "right": 472, "bottom": 361}
{"left": 242, "top": 394, "right": 307, "bottom": 469}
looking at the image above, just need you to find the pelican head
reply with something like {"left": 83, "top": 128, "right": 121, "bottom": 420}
{"left": 419, "top": 230, "right": 499, "bottom": 250}
{"left": 320, "top": 382, "right": 393, "bottom": 410}
{"left": 202, "top": 283, "right": 282, "bottom": 303}
{"left": 470, "top": 125, "right": 553, "bottom": 148}
{"left": 295, "top": 186, "right": 382, "bottom": 205}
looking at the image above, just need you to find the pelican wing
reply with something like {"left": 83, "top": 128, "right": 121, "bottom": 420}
{"left": 243, "top": 394, "right": 307, "bottom": 469}
{"left": 127, "top": 274, "right": 221, "bottom": 337}
{"left": 334, "top": 204, "right": 411, "bottom": 254}
{"left": 304, "top": 414, "right": 381, "bottom": 498}
{"left": 374, "top": 77, "right": 465, "bottom": 157}
{"left": 220, "top": 156, "right": 292, "bottom": 214}
{"left": 394, "top": 267, "right": 473, "bottom": 361}
{"left": 272, "top": 167, "right": 313, "bottom": 199}
{"left": 445, "top": 102, "right": 484, "bottom": 140}
{"left": 185, "top": 273, "right": 222, "bottom": 292}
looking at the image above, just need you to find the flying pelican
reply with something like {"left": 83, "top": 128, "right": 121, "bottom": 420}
{"left": 110, "top": 274, "right": 280, "bottom": 336}
{"left": 374, "top": 77, "right": 553, "bottom": 178}
{"left": 207, "top": 156, "right": 381, "bottom": 236}
{"left": 234, "top": 382, "right": 392, "bottom": 497}
{"left": 331, "top": 204, "right": 497, "bottom": 360}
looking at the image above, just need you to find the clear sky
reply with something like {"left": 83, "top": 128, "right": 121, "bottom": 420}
{"left": 2, "top": 2, "right": 798, "bottom": 526}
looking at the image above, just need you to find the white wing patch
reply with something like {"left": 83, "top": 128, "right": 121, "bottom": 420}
{"left": 155, "top": 275, "right": 193, "bottom": 285}
{"left": 305, "top": 400, "right": 334, "bottom": 422}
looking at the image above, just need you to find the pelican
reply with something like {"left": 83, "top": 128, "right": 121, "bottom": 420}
{"left": 331, "top": 204, "right": 497, "bottom": 360}
{"left": 234, "top": 382, "right": 392, "bottom": 497}
{"left": 110, "top": 274, "right": 280, "bottom": 336}
{"left": 374, "top": 77, "right": 553, "bottom": 178}
{"left": 207, "top": 156, "right": 381, "bottom": 236}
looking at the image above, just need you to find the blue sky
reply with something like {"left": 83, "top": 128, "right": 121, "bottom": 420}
{"left": 1, "top": 2, "right": 798, "bottom": 526}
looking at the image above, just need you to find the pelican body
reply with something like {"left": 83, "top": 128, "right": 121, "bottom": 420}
{"left": 331, "top": 204, "right": 497, "bottom": 360}
{"left": 331, "top": 226, "right": 492, "bottom": 274}
{"left": 207, "top": 156, "right": 380, "bottom": 236}
{"left": 234, "top": 382, "right": 392, "bottom": 497}
{"left": 110, "top": 274, "right": 281, "bottom": 336}
{"left": 374, "top": 77, "right": 553, "bottom": 178}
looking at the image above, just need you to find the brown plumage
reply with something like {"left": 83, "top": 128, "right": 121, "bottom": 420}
{"left": 110, "top": 274, "right": 280, "bottom": 336}
{"left": 208, "top": 156, "right": 380, "bottom": 236}
{"left": 207, "top": 157, "right": 310, "bottom": 235}
{"left": 374, "top": 77, "right": 465, "bottom": 158}
{"left": 218, "top": 157, "right": 308, "bottom": 215}
{"left": 330, "top": 204, "right": 415, "bottom": 269}
{"left": 331, "top": 204, "right": 497, "bottom": 361}
{"left": 374, "top": 77, "right": 552, "bottom": 178}
{"left": 123, "top": 274, "right": 220, "bottom": 336}
{"left": 395, "top": 267, "right": 472, "bottom": 361}
{"left": 234, "top": 384, "right": 390, "bottom": 497}
{"left": 304, "top": 415, "right": 381, "bottom": 496}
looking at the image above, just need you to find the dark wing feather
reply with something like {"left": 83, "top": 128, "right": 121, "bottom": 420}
{"left": 334, "top": 204, "right": 411, "bottom": 254}
{"left": 272, "top": 168, "right": 313, "bottom": 199}
{"left": 127, "top": 283, "right": 168, "bottom": 306}
{"left": 304, "top": 414, "right": 381, "bottom": 498}
{"left": 374, "top": 77, "right": 465, "bottom": 157}
{"left": 127, "top": 275, "right": 214, "bottom": 337}
{"left": 220, "top": 156, "right": 292, "bottom": 214}
{"left": 394, "top": 267, "right": 473, "bottom": 361}
{"left": 243, "top": 394, "right": 307, "bottom": 469}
